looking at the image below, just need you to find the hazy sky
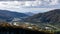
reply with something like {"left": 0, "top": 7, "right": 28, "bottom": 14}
{"left": 0, "top": 0, "right": 60, "bottom": 13}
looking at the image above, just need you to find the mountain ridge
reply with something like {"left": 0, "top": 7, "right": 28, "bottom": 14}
{"left": 0, "top": 10, "right": 28, "bottom": 22}
{"left": 25, "top": 9, "right": 60, "bottom": 24}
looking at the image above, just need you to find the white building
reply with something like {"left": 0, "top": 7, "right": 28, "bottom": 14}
{"left": 45, "top": 27, "right": 52, "bottom": 30}
{"left": 13, "top": 22, "right": 20, "bottom": 26}
{"left": 27, "top": 27, "right": 32, "bottom": 29}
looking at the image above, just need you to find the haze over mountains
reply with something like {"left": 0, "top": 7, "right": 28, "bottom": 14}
{"left": 24, "top": 12, "right": 36, "bottom": 16}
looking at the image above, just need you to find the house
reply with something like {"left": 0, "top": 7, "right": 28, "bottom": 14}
{"left": 13, "top": 22, "right": 20, "bottom": 26}
{"left": 27, "top": 27, "right": 33, "bottom": 29}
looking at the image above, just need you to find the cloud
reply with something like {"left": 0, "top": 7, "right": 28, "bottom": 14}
{"left": 0, "top": 0, "right": 35, "bottom": 1}
{"left": 49, "top": 0, "right": 59, "bottom": 5}
{"left": 0, "top": 1, "right": 59, "bottom": 13}
{"left": 0, "top": 1, "right": 56, "bottom": 13}
{"left": 0, "top": 1, "right": 59, "bottom": 8}
{"left": 0, "top": 1, "right": 24, "bottom": 9}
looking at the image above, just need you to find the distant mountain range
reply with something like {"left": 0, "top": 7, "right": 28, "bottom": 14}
{"left": 0, "top": 10, "right": 28, "bottom": 22}
{"left": 25, "top": 9, "right": 60, "bottom": 24}
{"left": 0, "top": 9, "right": 60, "bottom": 24}
{"left": 24, "top": 12, "right": 35, "bottom": 16}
